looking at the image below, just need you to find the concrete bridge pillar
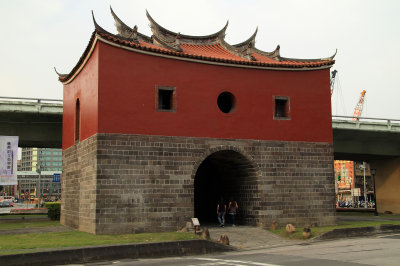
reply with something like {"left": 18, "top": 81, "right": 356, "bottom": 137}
{"left": 370, "top": 157, "right": 400, "bottom": 214}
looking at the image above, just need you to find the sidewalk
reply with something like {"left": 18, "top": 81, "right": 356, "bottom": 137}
{"left": 207, "top": 225, "right": 303, "bottom": 250}
{"left": 207, "top": 213, "right": 400, "bottom": 250}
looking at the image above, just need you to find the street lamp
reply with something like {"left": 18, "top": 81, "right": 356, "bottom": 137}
{"left": 371, "top": 168, "right": 378, "bottom": 216}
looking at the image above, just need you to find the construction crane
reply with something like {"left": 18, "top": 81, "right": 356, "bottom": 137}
{"left": 352, "top": 90, "right": 366, "bottom": 121}
{"left": 330, "top": 69, "right": 338, "bottom": 96}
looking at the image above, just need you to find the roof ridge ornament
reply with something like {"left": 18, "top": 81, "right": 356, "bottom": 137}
{"left": 233, "top": 27, "right": 258, "bottom": 49}
{"left": 218, "top": 20, "right": 229, "bottom": 41}
{"left": 91, "top": 10, "right": 108, "bottom": 34}
{"left": 58, "top": 8, "right": 336, "bottom": 83}
{"left": 152, "top": 34, "right": 183, "bottom": 52}
{"left": 273, "top": 45, "right": 280, "bottom": 59}
{"left": 251, "top": 44, "right": 281, "bottom": 61}
{"left": 110, "top": 6, "right": 131, "bottom": 37}
{"left": 146, "top": 10, "right": 229, "bottom": 45}
{"left": 328, "top": 49, "right": 337, "bottom": 60}
{"left": 128, "top": 25, "right": 139, "bottom": 43}
{"left": 110, "top": 6, "right": 152, "bottom": 43}
{"left": 54, "top": 67, "right": 67, "bottom": 78}
{"left": 319, "top": 49, "right": 337, "bottom": 61}
{"left": 174, "top": 32, "right": 181, "bottom": 48}
{"left": 278, "top": 46, "right": 336, "bottom": 63}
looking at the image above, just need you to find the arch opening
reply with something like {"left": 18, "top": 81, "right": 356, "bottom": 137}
{"left": 194, "top": 150, "right": 259, "bottom": 225}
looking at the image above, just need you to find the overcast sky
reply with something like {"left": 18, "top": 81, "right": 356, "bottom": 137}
{"left": 1, "top": 0, "right": 399, "bottom": 119}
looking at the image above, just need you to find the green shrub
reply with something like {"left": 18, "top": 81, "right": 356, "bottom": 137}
{"left": 44, "top": 202, "right": 61, "bottom": 220}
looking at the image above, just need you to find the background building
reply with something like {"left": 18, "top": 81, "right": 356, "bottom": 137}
{"left": 15, "top": 148, "right": 62, "bottom": 200}
{"left": 334, "top": 160, "right": 375, "bottom": 207}
{"left": 17, "top": 171, "right": 61, "bottom": 201}
{"left": 20, "top": 148, "right": 62, "bottom": 172}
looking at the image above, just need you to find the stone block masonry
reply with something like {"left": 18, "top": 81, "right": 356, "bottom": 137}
{"left": 61, "top": 133, "right": 336, "bottom": 234}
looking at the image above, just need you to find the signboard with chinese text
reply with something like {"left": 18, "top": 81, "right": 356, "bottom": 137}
{"left": 0, "top": 136, "right": 18, "bottom": 185}
{"left": 351, "top": 188, "right": 361, "bottom": 197}
{"left": 334, "top": 160, "right": 354, "bottom": 189}
{"left": 53, "top": 173, "right": 61, "bottom": 182}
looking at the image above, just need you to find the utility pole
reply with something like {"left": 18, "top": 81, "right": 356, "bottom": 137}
{"left": 36, "top": 164, "right": 41, "bottom": 207}
{"left": 371, "top": 168, "right": 378, "bottom": 216}
{"left": 362, "top": 162, "right": 367, "bottom": 208}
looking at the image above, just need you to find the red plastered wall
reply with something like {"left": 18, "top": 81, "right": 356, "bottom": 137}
{"left": 62, "top": 45, "right": 99, "bottom": 149}
{"left": 63, "top": 41, "right": 333, "bottom": 149}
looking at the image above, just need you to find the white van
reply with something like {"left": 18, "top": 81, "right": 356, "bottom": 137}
{"left": 0, "top": 196, "right": 15, "bottom": 203}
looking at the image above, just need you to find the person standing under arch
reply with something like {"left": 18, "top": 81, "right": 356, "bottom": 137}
{"left": 217, "top": 197, "right": 226, "bottom": 227}
{"left": 228, "top": 198, "right": 238, "bottom": 226}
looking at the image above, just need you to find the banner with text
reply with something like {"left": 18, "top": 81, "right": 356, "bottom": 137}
{"left": 0, "top": 136, "right": 19, "bottom": 185}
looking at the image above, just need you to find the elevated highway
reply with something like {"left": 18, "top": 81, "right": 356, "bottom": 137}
{"left": 332, "top": 115, "right": 400, "bottom": 160}
{"left": 0, "top": 97, "right": 62, "bottom": 147}
{"left": 1, "top": 98, "right": 400, "bottom": 157}
{"left": 1, "top": 97, "right": 400, "bottom": 214}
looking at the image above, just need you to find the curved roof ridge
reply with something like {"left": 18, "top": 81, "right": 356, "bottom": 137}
{"left": 152, "top": 34, "right": 183, "bottom": 52}
{"left": 92, "top": 10, "right": 109, "bottom": 35}
{"left": 146, "top": 10, "right": 228, "bottom": 44}
{"left": 218, "top": 38, "right": 256, "bottom": 61}
{"left": 233, "top": 27, "right": 258, "bottom": 49}
{"left": 252, "top": 45, "right": 281, "bottom": 60}
{"left": 58, "top": 9, "right": 335, "bottom": 84}
{"left": 93, "top": 10, "right": 140, "bottom": 45}
{"left": 54, "top": 67, "right": 67, "bottom": 78}
{"left": 110, "top": 6, "right": 152, "bottom": 43}
{"left": 278, "top": 48, "right": 337, "bottom": 62}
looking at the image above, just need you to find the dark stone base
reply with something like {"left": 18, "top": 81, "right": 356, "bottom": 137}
{"left": 61, "top": 133, "right": 336, "bottom": 234}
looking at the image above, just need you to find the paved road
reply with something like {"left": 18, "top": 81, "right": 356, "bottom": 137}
{"left": 0, "top": 203, "right": 35, "bottom": 214}
{"left": 79, "top": 234, "right": 400, "bottom": 266}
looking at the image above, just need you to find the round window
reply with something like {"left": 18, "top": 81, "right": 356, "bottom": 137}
{"left": 217, "top": 92, "right": 235, "bottom": 114}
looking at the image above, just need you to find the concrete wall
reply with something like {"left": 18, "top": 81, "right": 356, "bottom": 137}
{"left": 61, "top": 133, "right": 336, "bottom": 234}
{"left": 372, "top": 157, "right": 400, "bottom": 214}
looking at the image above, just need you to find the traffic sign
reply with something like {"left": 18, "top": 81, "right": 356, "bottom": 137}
{"left": 53, "top": 173, "right": 61, "bottom": 182}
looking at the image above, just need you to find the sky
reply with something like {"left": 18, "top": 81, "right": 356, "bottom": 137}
{"left": 0, "top": 0, "right": 399, "bottom": 119}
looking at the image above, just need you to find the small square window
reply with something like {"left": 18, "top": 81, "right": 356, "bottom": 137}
{"left": 156, "top": 86, "right": 176, "bottom": 112}
{"left": 274, "top": 96, "right": 290, "bottom": 119}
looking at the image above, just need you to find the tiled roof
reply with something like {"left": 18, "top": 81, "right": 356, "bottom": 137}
{"left": 58, "top": 7, "right": 335, "bottom": 84}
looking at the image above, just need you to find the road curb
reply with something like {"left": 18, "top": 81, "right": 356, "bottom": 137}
{"left": 0, "top": 239, "right": 234, "bottom": 266}
{"left": 313, "top": 224, "right": 400, "bottom": 241}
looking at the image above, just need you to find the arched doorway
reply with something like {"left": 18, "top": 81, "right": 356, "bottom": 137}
{"left": 194, "top": 150, "right": 260, "bottom": 225}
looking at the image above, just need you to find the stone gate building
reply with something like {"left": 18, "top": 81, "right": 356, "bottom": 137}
{"left": 58, "top": 7, "right": 337, "bottom": 234}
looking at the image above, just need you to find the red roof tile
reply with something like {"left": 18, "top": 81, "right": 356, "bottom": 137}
{"left": 58, "top": 10, "right": 335, "bottom": 84}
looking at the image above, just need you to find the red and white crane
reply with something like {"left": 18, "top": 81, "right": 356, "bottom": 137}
{"left": 352, "top": 90, "right": 366, "bottom": 121}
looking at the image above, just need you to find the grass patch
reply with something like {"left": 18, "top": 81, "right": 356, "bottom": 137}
{"left": 0, "top": 214, "right": 47, "bottom": 219}
{"left": 0, "top": 220, "right": 60, "bottom": 230}
{"left": 0, "top": 231, "right": 200, "bottom": 255}
{"left": 270, "top": 219, "right": 400, "bottom": 240}
{"left": 338, "top": 212, "right": 400, "bottom": 219}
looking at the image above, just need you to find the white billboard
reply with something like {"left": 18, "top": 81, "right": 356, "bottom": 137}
{"left": 0, "top": 136, "right": 19, "bottom": 185}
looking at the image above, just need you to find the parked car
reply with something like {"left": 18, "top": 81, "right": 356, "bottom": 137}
{"left": 0, "top": 196, "right": 15, "bottom": 202}
{"left": 0, "top": 201, "right": 11, "bottom": 207}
